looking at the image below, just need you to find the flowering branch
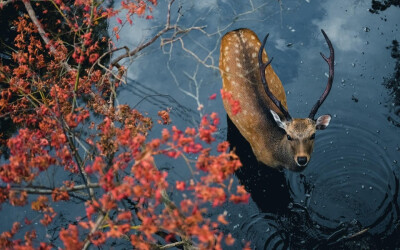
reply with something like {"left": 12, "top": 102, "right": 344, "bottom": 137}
{"left": 22, "top": 0, "right": 72, "bottom": 71}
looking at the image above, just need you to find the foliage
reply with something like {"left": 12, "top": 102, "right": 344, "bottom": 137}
{"left": 0, "top": 0, "right": 248, "bottom": 249}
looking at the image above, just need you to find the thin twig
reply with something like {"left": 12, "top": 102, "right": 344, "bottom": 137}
{"left": 347, "top": 228, "right": 369, "bottom": 239}
{"left": 3, "top": 183, "right": 100, "bottom": 194}
{"left": 110, "top": 0, "right": 189, "bottom": 68}
{"left": 159, "top": 241, "right": 186, "bottom": 249}
{"left": 62, "top": 120, "right": 95, "bottom": 200}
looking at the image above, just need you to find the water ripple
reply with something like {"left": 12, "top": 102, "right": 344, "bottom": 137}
{"left": 287, "top": 121, "right": 399, "bottom": 245}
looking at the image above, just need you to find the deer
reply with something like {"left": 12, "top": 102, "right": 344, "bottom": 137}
{"left": 219, "top": 28, "right": 334, "bottom": 172}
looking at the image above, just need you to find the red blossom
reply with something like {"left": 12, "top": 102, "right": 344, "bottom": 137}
{"left": 229, "top": 193, "right": 250, "bottom": 204}
{"left": 221, "top": 89, "right": 241, "bottom": 115}
{"left": 117, "top": 211, "right": 132, "bottom": 221}
{"left": 217, "top": 141, "right": 230, "bottom": 152}
{"left": 225, "top": 233, "right": 235, "bottom": 246}
{"left": 217, "top": 214, "right": 229, "bottom": 225}
{"left": 157, "top": 109, "right": 171, "bottom": 124}
{"left": 91, "top": 231, "right": 106, "bottom": 246}
{"left": 52, "top": 188, "right": 70, "bottom": 201}
{"left": 176, "top": 181, "right": 186, "bottom": 191}
{"left": 60, "top": 225, "right": 84, "bottom": 250}
{"left": 89, "top": 53, "right": 99, "bottom": 63}
{"left": 161, "top": 128, "right": 170, "bottom": 141}
{"left": 126, "top": 14, "right": 133, "bottom": 25}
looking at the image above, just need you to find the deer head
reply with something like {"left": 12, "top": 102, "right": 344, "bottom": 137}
{"left": 258, "top": 30, "right": 334, "bottom": 171}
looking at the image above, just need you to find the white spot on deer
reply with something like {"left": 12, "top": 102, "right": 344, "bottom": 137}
{"left": 225, "top": 66, "right": 230, "bottom": 72}
{"left": 236, "top": 62, "right": 242, "bottom": 68}
{"left": 251, "top": 35, "right": 256, "bottom": 40}
{"left": 252, "top": 52, "right": 257, "bottom": 58}
{"left": 224, "top": 46, "right": 229, "bottom": 51}
{"left": 234, "top": 43, "right": 239, "bottom": 48}
{"left": 235, "top": 49, "right": 239, "bottom": 54}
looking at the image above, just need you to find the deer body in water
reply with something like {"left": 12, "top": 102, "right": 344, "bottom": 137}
{"left": 219, "top": 28, "right": 334, "bottom": 172}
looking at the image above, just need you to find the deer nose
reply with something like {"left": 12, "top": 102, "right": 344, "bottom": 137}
{"left": 297, "top": 156, "right": 308, "bottom": 166}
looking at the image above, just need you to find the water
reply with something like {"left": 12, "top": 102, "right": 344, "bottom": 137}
{"left": 114, "top": 0, "right": 400, "bottom": 248}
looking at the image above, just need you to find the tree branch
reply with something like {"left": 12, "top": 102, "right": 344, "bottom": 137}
{"left": 3, "top": 183, "right": 100, "bottom": 194}
{"left": 110, "top": 0, "right": 177, "bottom": 68}
{"left": 82, "top": 212, "right": 106, "bottom": 250}
{"left": 23, "top": 0, "right": 72, "bottom": 71}
{"left": 23, "top": 0, "right": 55, "bottom": 53}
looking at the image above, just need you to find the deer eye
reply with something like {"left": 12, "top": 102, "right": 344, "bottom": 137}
{"left": 287, "top": 134, "right": 293, "bottom": 141}
{"left": 310, "top": 133, "right": 315, "bottom": 140}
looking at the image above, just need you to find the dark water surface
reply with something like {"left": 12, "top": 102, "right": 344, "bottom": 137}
{"left": 113, "top": 0, "right": 400, "bottom": 248}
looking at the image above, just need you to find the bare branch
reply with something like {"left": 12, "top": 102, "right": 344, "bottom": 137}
{"left": 110, "top": 0, "right": 204, "bottom": 69}
{"left": 158, "top": 241, "right": 188, "bottom": 249}
{"left": 4, "top": 183, "right": 100, "bottom": 195}
{"left": 110, "top": 1, "right": 175, "bottom": 67}
{"left": 61, "top": 119, "right": 96, "bottom": 200}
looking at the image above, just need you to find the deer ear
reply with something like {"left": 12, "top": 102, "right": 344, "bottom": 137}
{"left": 270, "top": 110, "right": 287, "bottom": 130}
{"left": 316, "top": 114, "right": 331, "bottom": 130}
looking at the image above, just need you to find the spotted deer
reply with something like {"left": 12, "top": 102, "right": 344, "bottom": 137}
{"left": 219, "top": 28, "right": 334, "bottom": 172}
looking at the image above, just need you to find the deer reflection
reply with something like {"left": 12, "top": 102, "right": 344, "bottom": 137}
{"left": 227, "top": 115, "right": 291, "bottom": 214}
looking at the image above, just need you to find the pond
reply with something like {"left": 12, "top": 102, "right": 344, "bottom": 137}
{"left": 114, "top": 0, "right": 400, "bottom": 248}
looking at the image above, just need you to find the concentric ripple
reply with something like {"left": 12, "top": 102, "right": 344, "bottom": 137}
{"left": 287, "top": 122, "right": 399, "bottom": 245}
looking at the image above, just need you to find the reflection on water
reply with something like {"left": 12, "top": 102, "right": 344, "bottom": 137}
{"left": 228, "top": 115, "right": 400, "bottom": 248}
{"left": 287, "top": 121, "right": 400, "bottom": 248}
{"left": 383, "top": 40, "right": 400, "bottom": 127}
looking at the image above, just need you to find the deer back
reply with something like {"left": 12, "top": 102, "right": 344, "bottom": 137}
{"left": 219, "top": 28, "right": 287, "bottom": 167}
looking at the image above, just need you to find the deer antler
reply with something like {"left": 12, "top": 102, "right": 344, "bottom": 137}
{"left": 258, "top": 34, "right": 292, "bottom": 121}
{"left": 308, "top": 29, "right": 335, "bottom": 120}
